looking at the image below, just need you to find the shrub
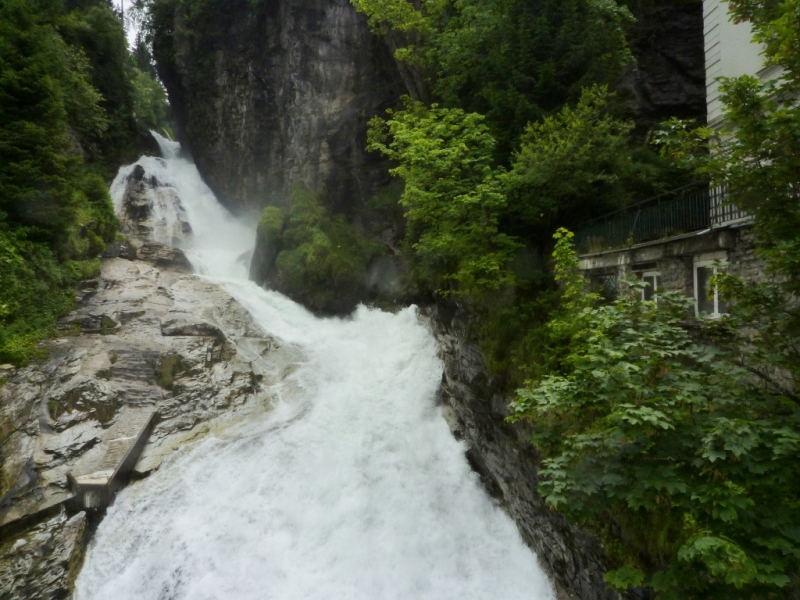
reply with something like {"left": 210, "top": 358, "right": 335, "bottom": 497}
{"left": 273, "top": 186, "right": 382, "bottom": 313}
{"left": 509, "top": 230, "right": 800, "bottom": 598}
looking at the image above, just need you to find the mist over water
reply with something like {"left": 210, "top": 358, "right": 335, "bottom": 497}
{"left": 75, "top": 135, "right": 555, "bottom": 600}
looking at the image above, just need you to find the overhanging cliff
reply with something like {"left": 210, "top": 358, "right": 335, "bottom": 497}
{"left": 152, "top": 0, "right": 405, "bottom": 217}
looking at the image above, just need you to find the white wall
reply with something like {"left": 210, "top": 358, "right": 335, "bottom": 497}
{"left": 704, "top": 0, "right": 774, "bottom": 127}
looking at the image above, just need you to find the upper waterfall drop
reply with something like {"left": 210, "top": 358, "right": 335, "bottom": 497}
{"left": 74, "top": 140, "right": 556, "bottom": 600}
{"left": 110, "top": 131, "right": 256, "bottom": 280}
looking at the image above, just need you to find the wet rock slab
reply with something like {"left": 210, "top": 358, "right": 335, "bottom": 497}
{"left": 0, "top": 255, "right": 303, "bottom": 598}
{"left": 0, "top": 510, "right": 87, "bottom": 599}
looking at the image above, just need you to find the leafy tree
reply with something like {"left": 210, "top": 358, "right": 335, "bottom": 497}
{"left": 132, "top": 30, "right": 158, "bottom": 77}
{"left": 503, "top": 86, "right": 640, "bottom": 237}
{"left": 367, "top": 97, "right": 519, "bottom": 296}
{"left": 0, "top": 0, "right": 114, "bottom": 246}
{"left": 432, "top": 0, "right": 633, "bottom": 159}
{"left": 510, "top": 230, "right": 800, "bottom": 599}
{"left": 58, "top": 1, "right": 140, "bottom": 171}
{"left": 350, "top": 0, "right": 446, "bottom": 35}
{"left": 0, "top": 0, "right": 171, "bottom": 365}
{"left": 352, "top": 0, "right": 633, "bottom": 161}
{"left": 130, "top": 65, "right": 171, "bottom": 132}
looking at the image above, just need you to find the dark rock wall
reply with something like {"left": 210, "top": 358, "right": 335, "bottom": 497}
{"left": 621, "top": 0, "right": 707, "bottom": 131}
{"left": 425, "top": 303, "right": 624, "bottom": 600}
{"left": 154, "top": 0, "right": 405, "bottom": 217}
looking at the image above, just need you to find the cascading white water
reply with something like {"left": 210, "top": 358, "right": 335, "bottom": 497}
{"left": 75, "top": 134, "right": 555, "bottom": 600}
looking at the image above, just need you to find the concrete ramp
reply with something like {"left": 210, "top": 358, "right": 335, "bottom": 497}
{"left": 68, "top": 407, "right": 157, "bottom": 509}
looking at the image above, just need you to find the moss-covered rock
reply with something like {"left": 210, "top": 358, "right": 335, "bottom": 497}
{"left": 249, "top": 206, "right": 286, "bottom": 287}
{"left": 251, "top": 185, "right": 385, "bottom": 315}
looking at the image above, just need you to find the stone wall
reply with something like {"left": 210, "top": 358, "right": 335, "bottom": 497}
{"left": 578, "top": 223, "right": 765, "bottom": 302}
{"left": 727, "top": 227, "right": 769, "bottom": 283}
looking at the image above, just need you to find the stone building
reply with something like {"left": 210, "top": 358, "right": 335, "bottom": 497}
{"left": 576, "top": 0, "right": 775, "bottom": 315}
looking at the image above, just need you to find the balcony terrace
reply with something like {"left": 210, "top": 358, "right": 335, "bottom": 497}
{"left": 575, "top": 184, "right": 750, "bottom": 255}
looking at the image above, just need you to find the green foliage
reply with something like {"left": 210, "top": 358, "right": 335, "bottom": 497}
{"left": 509, "top": 232, "right": 800, "bottom": 598}
{"left": 0, "top": 0, "right": 134, "bottom": 364}
{"left": 505, "top": 86, "right": 693, "bottom": 239}
{"left": 503, "top": 87, "right": 637, "bottom": 236}
{"left": 0, "top": 227, "right": 74, "bottom": 364}
{"left": 350, "top": 0, "right": 446, "bottom": 35}
{"left": 130, "top": 65, "right": 171, "bottom": 132}
{"left": 352, "top": 0, "right": 633, "bottom": 159}
{"left": 470, "top": 287, "right": 561, "bottom": 385}
{"left": 432, "top": 0, "right": 633, "bottom": 159}
{"left": 58, "top": 1, "right": 140, "bottom": 172}
{"left": 273, "top": 186, "right": 382, "bottom": 313}
{"left": 367, "top": 97, "right": 519, "bottom": 296}
{"left": 129, "top": 24, "right": 172, "bottom": 134}
{"left": 605, "top": 565, "right": 645, "bottom": 592}
{"left": 364, "top": 88, "right": 687, "bottom": 383}
{"left": 258, "top": 206, "right": 286, "bottom": 240}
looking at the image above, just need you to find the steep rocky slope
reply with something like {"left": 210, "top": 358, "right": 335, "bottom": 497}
{"left": 425, "top": 303, "right": 625, "bottom": 600}
{"left": 0, "top": 158, "right": 302, "bottom": 598}
{"left": 147, "top": 1, "right": 706, "bottom": 597}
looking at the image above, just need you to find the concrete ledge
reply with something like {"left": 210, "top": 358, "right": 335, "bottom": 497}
{"left": 578, "top": 227, "right": 739, "bottom": 270}
{"left": 67, "top": 407, "right": 158, "bottom": 509}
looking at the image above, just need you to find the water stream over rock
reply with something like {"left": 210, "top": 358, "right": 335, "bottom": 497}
{"left": 74, "top": 136, "right": 555, "bottom": 599}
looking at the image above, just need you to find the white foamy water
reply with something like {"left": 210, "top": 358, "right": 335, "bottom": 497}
{"left": 75, "top": 134, "right": 555, "bottom": 600}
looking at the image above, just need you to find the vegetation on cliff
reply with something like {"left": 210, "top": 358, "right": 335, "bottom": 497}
{"left": 256, "top": 186, "right": 383, "bottom": 314}
{"left": 0, "top": 0, "right": 169, "bottom": 365}
{"left": 511, "top": 232, "right": 799, "bottom": 598}
{"left": 354, "top": 0, "right": 635, "bottom": 161}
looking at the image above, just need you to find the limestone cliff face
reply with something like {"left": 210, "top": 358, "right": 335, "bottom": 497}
{"left": 153, "top": 0, "right": 404, "bottom": 217}
{"left": 621, "top": 0, "right": 707, "bottom": 129}
{"left": 154, "top": 0, "right": 706, "bottom": 216}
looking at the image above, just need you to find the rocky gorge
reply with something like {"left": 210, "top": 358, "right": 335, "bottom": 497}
{"left": 1, "top": 137, "right": 561, "bottom": 600}
{"left": 0, "top": 145, "right": 615, "bottom": 600}
{"left": 0, "top": 0, "right": 710, "bottom": 597}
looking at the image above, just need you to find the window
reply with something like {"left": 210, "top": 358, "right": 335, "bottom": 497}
{"left": 590, "top": 271, "right": 618, "bottom": 302}
{"left": 694, "top": 258, "right": 728, "bottom": 317}
{"left": 632, "top": 263, "right": 660, "bottom": 301}
{"left": 639, "top": 271, "right": 661, "bottom": 301}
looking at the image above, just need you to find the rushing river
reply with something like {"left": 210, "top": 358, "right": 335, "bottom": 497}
{"left": 74, "top": 135, "right": 555, "bottom": 600}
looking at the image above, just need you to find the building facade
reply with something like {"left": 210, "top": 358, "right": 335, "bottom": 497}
{"left": 576, "top": 1, "right": 773, "bottom": 315}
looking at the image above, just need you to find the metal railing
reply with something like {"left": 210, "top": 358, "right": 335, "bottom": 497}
{"left": 575, "top": 184, "right": 710, "bottom": 254}
{"left": 710, "top": 185, "right": 750, "bottom": 226}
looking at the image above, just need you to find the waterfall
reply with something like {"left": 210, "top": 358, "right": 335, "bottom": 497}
{"left": 74, "top": 134, "right": 555, "bottom": 600}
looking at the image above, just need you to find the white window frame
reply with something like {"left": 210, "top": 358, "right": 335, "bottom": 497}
{"left": 639, "top": 270, "right": 660, "bottom": 302}
{"left": 693, "top": 255, "right": 728, "bottom": 317}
